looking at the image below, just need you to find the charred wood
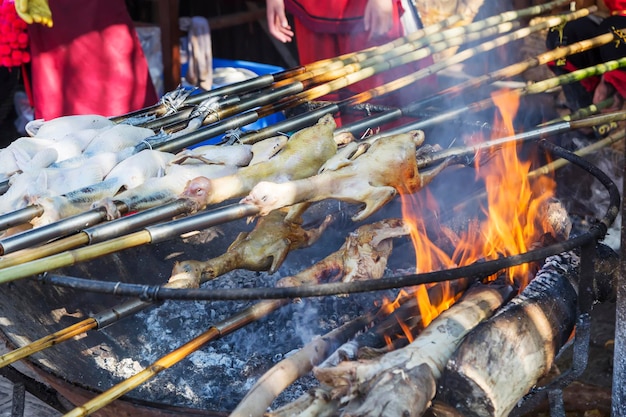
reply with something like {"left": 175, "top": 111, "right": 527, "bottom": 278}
{"left": 311, "top": 281, "right": 514, "bottom": 417}
{"left": 231, "top": 313, "right": 373, "bottom": 417}
{"left": 437, "top": 251, "right": 580, "bottom": 417}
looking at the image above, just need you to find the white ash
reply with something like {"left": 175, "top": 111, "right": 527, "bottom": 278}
{"left": 94, "top": 263, "right": 386, "bottom": 412}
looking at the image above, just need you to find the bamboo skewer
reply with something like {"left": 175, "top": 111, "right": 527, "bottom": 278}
{"left": 0, "top": 203, "right": 259, "bottom": 284}
{"left": 111, "top": 0, "right": 568, "bottom": 124}
{"left": 62, "top": 299, "right": 288, "bottom": 417}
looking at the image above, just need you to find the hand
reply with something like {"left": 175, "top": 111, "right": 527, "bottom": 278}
{"left": 363, "top": 0, "right": 393, "bottom": 39}
{"left": 266, "top": 0, "right": 293, "bottom": 43}
{"left": 593, "top": 76, "right": 624, "bottom": 112}
{"left": 14, "top": 0, "right": 53, "bottom": 27}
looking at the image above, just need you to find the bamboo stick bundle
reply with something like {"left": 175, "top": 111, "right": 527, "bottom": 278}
{"left": 367, "top": 55, "right": 626, "bottom": 141}
{"left": 142, "top": 5, "right": 587, "bottom": 153}
{"left": 404, "top": 32, "right": 614, "bottom": 114}
{"left": 111, "top": 0, "right": 569, "bottom": 124}
{"left": 238, "top": 9, "right": 600, "bottom": 147}
{"left": 170, "top": 19, "right": 524, "bottom": 135}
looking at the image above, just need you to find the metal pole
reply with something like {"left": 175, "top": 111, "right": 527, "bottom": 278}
{"left": 612, "top": 124, "right": 626, "bottom": 416}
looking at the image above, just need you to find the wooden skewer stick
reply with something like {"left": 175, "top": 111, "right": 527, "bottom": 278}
{"left": 112, "top": 0, "right": 569, "bottom": 123}
{"left": 0, "top": 204, "right": 259, "bottom": 285}
{"left": 142, "top": 2, "right": 584, "bottom": 148}
{"left": 61, "top": 299, "right": 287, "bottom": 417}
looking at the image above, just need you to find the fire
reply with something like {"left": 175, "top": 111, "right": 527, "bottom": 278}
{"left": 384, "top": 88, "right": 556, "bottom": 336}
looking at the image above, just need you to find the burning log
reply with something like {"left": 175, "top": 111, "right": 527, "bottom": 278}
{"left": 240, "top": 130, "right": 453, "bottom": 223}
{"left": 268, "top": 281, "right": 514, "bottom": 417}
{"left": 230, "top": 313, "right": 374, "bottom": 417}
{"left": 436, "top": 251, "right": 581, "bottom": 417}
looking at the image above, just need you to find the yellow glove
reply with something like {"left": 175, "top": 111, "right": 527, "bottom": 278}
{"left": 14, "top": 0, "right": 53, "bottom": 27}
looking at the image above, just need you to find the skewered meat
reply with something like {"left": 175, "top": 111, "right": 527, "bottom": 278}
{"left": 276, "top": 218, "right": 409, "bottom": 287}
{"left": 181, "top": 114, "right": 338, "bottom": 210}
{"left": 29, "top": 135, "right": 290, "bottom": 225}
{"left": 241, "top": 130, "right": 451, "bottom": 222}
{"left": 170, "top": 144, "right": 254, "bottom": 167}
{"left": 81, "top": 123, "right": 155, "bottom": 155}
{"left": 96, "top": 163, "right": 240, "bottom": 220}
{"left": 171, "top": 135, "right": 288, "bottom": 167}
{"left": 0, "top": 128, "right": 104, "bottom": 179}
{"left": 25, "top": 114, "right": 114, "bottom": 138}
{"left": 31, "top": 150, "right": 176, "bottom": 225}
{"left": 169, "top": 209, "right": 333, "bottom": 287}
{"left": 0, "top": 163, "right": 107, "bottom": 214}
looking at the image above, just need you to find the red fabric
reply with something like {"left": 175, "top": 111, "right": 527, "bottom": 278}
{"left": 27, "top": 0, "right": 157, "bottom": 120}
{"left": 289, "top": 0, "right": 437, "bottom": 106}
{"left": 286, "top": 0, "right": 370, "bottom": 33}
{"left": 0, "top": 0, "right": 30, "bottom": 67}
{"left": 604, "top": 69, "right": 626, "bottom": 97}
{"left": 604, "top": 0, "right": 626, "bottom": 13}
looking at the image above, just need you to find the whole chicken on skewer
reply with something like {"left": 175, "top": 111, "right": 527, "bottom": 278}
{"left": 0, "top": 127, "right": 108, "bottom": 180}
{"left": 30, "top": 149, "right": 176, "bottom": 226}
{"left": 25, "top": 114, "right": 114, "bottom": 138}
{"left": 27, "top": 135, "right": 289, "bottom": 226}
{"left": 181, "top": 114, "right": 338, "bottom": 210}
{"left": 240, "top": 130, "right": 453, "bottom": 222}
{"left": 169, "top": 209, "right": 333, "bottom": 288}
{"left": 276, "top": 218, "right": 409, "bottom": 287}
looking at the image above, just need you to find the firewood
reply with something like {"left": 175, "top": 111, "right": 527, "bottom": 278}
{"left": 311, "top": 281, "right": 514, "bottom": 417}
{"left": 265, "top": 386, "right": 337, "bottom": 417}
{"left": 437, "top": 251, "right": 580, "bottom": 417}
{"left": 231, "top": 314, "right": 372, "bottom": 417}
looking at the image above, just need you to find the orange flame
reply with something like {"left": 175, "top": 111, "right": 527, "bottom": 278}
{"left": 385, "top": 88, "right": 556, "bottom": 338}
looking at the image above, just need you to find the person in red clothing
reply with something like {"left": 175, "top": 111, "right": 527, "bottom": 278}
{"left": 14, "top": 0, "right": 157, "bottom": 121}
{"left": 266, "top": 0, "right": 435, "bottom": 117}
{"left": 546, "top": 0, "right": 626, "bottom": 113}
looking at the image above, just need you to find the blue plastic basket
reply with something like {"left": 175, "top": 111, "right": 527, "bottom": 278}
{"left": 182, "top": 58, "right": 285, "bottom": 147}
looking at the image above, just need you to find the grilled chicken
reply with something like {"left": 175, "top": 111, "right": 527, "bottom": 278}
{"left": 181, "top": 114, "right": 338, "bottom": 210}
{"left": 241, "top": 130, "right": 451, "bottom": 222}
{"left": 276, "top": 218, "right": 409, "bottom": 287}
{"left": 168, "top": 209, "right": 333, "bottom": 287}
